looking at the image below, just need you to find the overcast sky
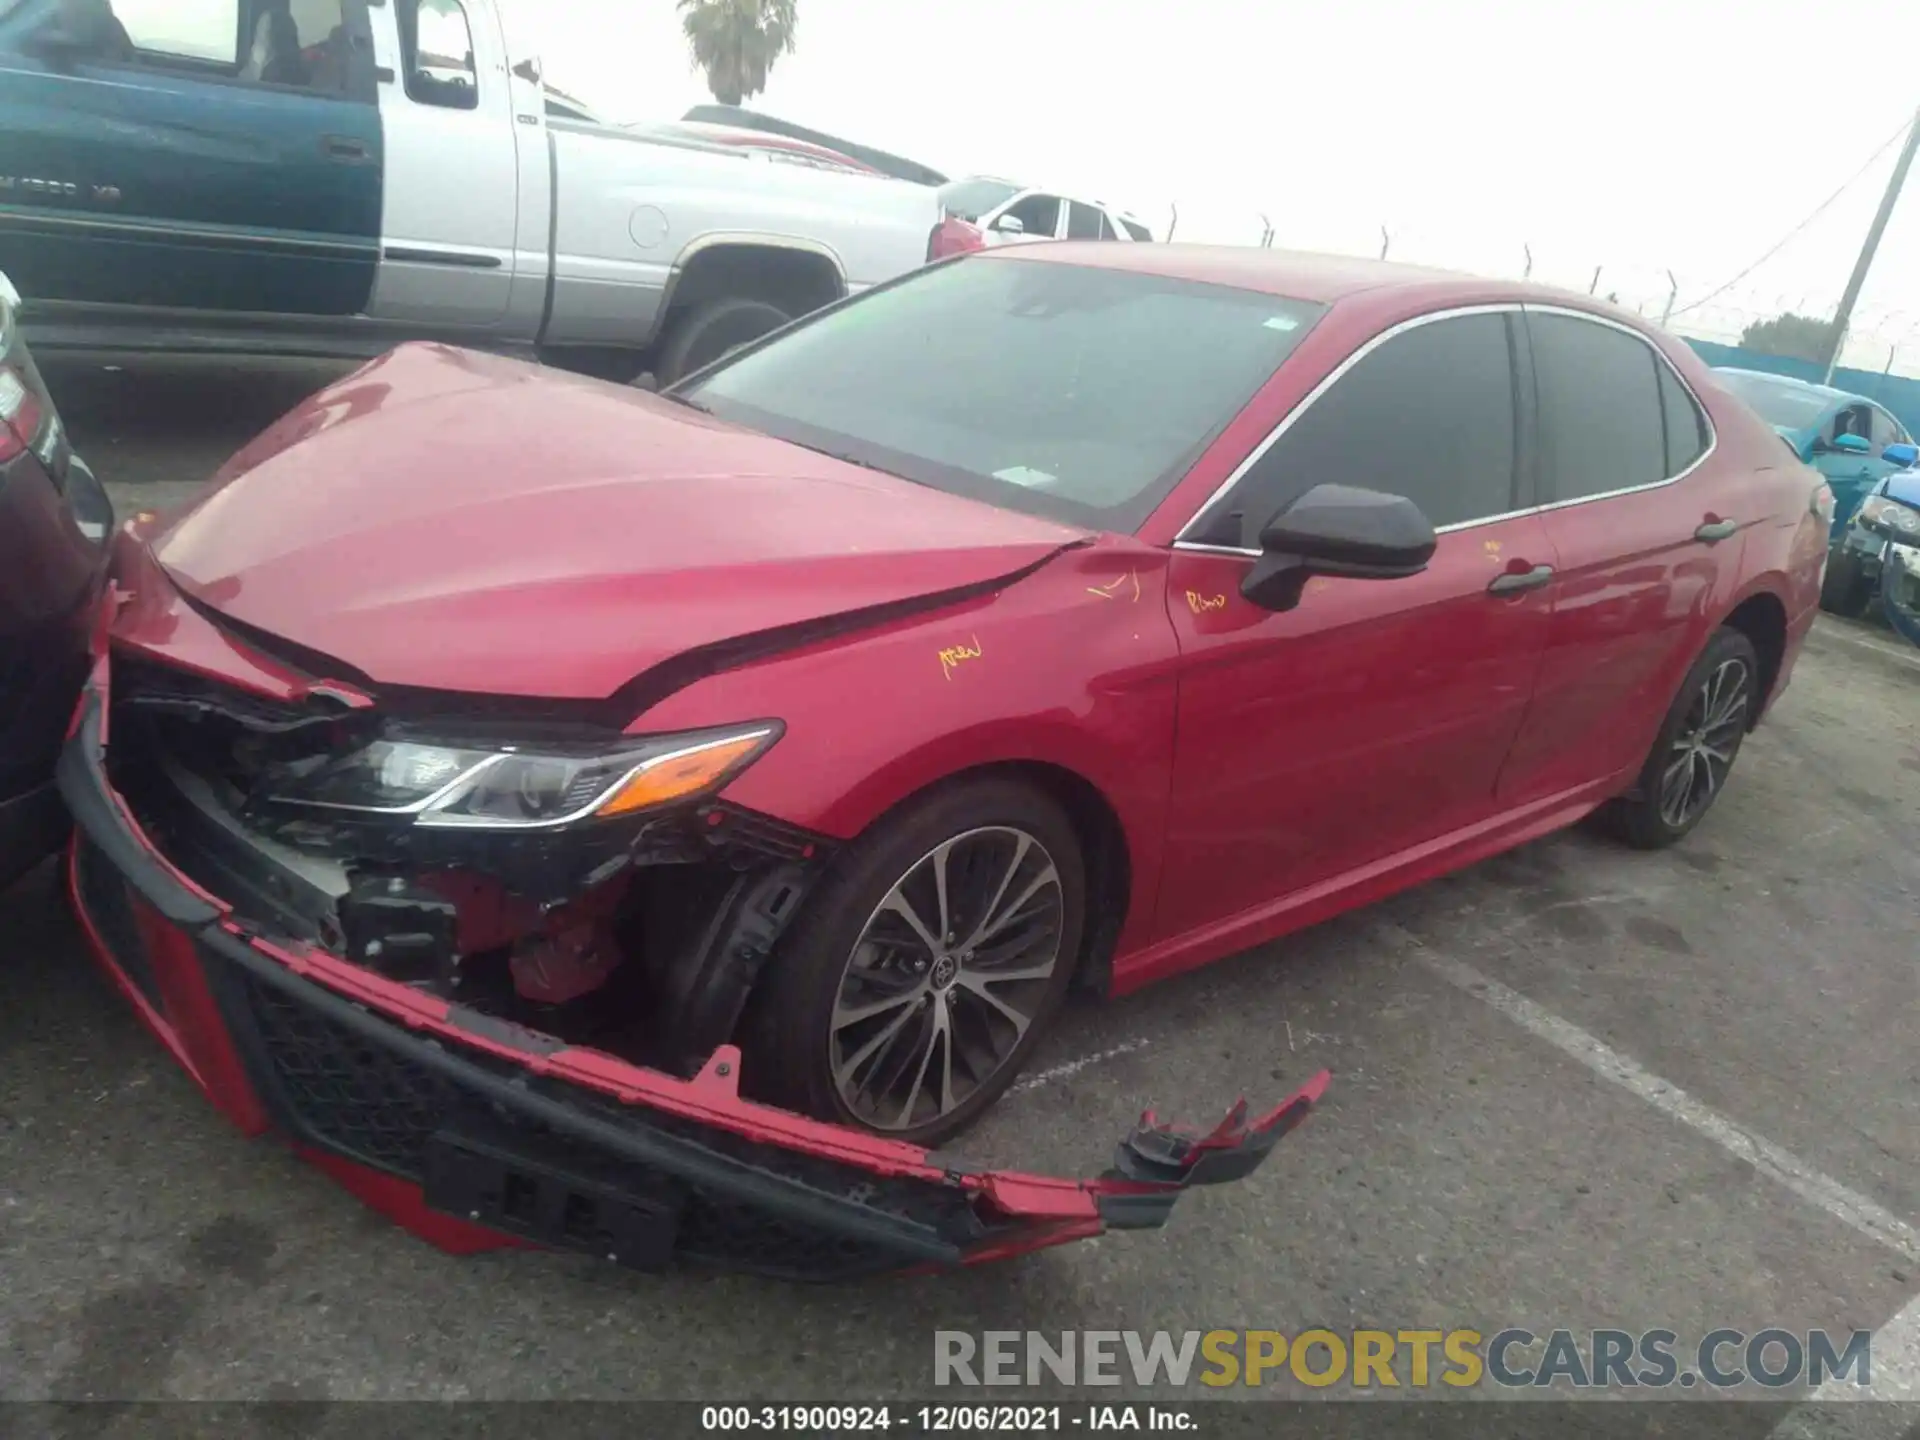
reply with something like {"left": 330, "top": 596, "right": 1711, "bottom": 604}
{"left": 515, "top": 0, "right": 1920, "bottom": 370}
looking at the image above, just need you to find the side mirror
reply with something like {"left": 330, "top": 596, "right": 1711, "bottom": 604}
{"left": 1831, "top": 432, "right": 1872, "bottom": 455}
{"left": 990, "top": 214, "right": 1027, "bottom": 237}
{"left": 1882, "top": 441, "right": 1918, "bottom": 469}
{"left": 1240, "top": 483, "right": 1437, "bottom": 612}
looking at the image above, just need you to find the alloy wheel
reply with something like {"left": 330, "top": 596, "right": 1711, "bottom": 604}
{"left": 1658, "top": 657, "right": 1751, "bottom": 829}
{"left": 829, "top": 826, "right": 1064, "bottom": 1132}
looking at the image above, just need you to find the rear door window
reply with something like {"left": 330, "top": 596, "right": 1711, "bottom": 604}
{"left": 1191, "top": 311, "right": 1519, "bottom": 545}
{"left": 1528, "top": 312, "right": 1669, "bottom": 502}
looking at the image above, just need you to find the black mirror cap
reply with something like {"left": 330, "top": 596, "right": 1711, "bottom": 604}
{"left": 1240, "top": 483, "right": 1437, "bottom": 612}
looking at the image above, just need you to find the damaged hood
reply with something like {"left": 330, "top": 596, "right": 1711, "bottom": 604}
{"left": 151, "top": 344, "right": 1087, "bottom": 699}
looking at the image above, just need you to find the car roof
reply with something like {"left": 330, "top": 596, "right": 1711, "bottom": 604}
{"left": 980, "top": 241, "right": 1607, "bottom": 308}
{"left": 1712, "top": 367, "right": 1860, "bottom": 404}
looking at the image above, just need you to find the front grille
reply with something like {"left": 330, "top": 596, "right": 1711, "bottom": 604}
{"left": 216, "top": 959, "right": 968, "bottom": 1279}
{"left": 74, "top": 836, "right": 163, "bottom": 1009}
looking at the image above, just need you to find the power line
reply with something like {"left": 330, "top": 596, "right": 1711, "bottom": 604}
{"left": 1669, "top": 114, "right": 1916, "bottom": 319}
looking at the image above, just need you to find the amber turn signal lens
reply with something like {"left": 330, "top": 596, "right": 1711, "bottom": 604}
{"left": 593, "top": 732, "right": 770, "bottom": 818}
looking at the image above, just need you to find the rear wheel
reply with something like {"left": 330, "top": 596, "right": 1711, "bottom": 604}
{"left": 750, "top": 778, "right": 1084, "bottom": 1146}
{"left": 1599, "top": 627, "right": 1759, "bottom": 850}
{"left": 649, "top": 296, "right": 792, "bottom": 388}
{"left": 1819, "top": 548, "right": 1873, "bottom": 618}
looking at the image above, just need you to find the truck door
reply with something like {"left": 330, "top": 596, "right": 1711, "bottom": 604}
{"left": 0, "top": 0, "right": 383, "bottom": 318}
{"left": 364, "top": 0, "right": 523, "bottom": 328}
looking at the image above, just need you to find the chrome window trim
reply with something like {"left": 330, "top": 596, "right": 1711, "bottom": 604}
{"left": 1171, "top": 300, "right": 1720, "bottom": 555}
{"left": 1527, "top": 303, "right": 1721, "bottom": 497}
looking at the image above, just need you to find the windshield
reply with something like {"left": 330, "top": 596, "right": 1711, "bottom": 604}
{"left": 679, "top": 255, "right": 1326, "bottom": 531}
{"left": 937, "top": 179, "right": 1022, "bottom": 220}
{"left": 1715, "top": 370, "right": 1834, "bottom": 429}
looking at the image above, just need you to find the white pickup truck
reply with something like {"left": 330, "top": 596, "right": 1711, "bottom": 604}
{"left": 0, "top": 0, "right": 951, "bottom": 383}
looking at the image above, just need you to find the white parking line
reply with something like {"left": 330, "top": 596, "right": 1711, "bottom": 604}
{"left": 1807, "top": 623, "right": 1920, "bottom": 676}
{"left": 1008, "top": 1038, "right": 1153, "bottom": 1095}
{"left": 1383, "top": 924, "right": 1920, "bottom": 1426}
{"left": 1769, "top": 1293, "right": 1920, "bottom": 1436}
{"left": 1390, "top": 929, "right": 1920, "bottom": 1264}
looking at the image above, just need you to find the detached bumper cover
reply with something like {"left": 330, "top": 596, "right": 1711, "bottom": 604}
{"left": 60, "top": 668, "right": 1327, "bottom": 1279}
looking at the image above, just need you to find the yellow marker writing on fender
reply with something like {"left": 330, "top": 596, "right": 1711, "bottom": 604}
{"left": 938, "top": 635, "right": 983, "bottom": 680}
{"left": 1087, "top": 571, "right": 1142, "bottom": 603}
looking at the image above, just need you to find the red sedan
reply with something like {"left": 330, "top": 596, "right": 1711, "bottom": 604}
{"left": 63, "top": 244, "right": 1827, "bottom": 1277}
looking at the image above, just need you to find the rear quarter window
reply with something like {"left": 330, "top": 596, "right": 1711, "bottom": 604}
{"left": 1656, "top": 360, "right": 1709, "bottom": 475}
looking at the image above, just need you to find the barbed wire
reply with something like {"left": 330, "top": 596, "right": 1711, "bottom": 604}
{"left": 1143, "top": 203, "right": 1916, "bottom": 373}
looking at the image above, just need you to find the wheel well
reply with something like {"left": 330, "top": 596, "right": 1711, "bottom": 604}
{"left": 993, "top": 761, "right": 1133, "bottom": 996}
{"left": 1722, "top": 591, "right": 1787, "bottom": 727}
{"left": 662, "top": 243, "right": 845, "bottom": 329}
{"left": 838, "top": 760, "right": 1134, "bottom": 997}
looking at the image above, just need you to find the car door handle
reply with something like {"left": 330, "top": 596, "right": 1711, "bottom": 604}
{"left": 1487, "top": 564, "right": 1554, "bottom": 596}
{"left": 1694, "top": 518, "right": 1738, "bottom": 544}
{"left": 321, "top": 135, "right": 372, "bottom": 163}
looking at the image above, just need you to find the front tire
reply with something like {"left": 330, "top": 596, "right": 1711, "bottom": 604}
{"left": 650, "top": 296, "right": 792, "bottom": 388}
{"left": 1820, "top": 548, "right": 1873, "bottom": 618}
{"left": 1600, "top": 627, "right": 1759, "bottom": 850}
{"left": 750, "top": 778, "right": 1085, "bottom": 1146}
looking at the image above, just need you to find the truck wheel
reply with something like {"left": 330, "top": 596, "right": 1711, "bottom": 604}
{"left": 652, "top": 297, "right": 792, "bottom": 387}
{"left": 1819, "top": 549, "right": 1873, "bottom": 618}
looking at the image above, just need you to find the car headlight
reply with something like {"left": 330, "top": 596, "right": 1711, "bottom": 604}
{"left": 265, "top": 723, "right": 780, "bottom": 829}
{"left": 1860, "top": 495, "right": 1920, "bottom": 534}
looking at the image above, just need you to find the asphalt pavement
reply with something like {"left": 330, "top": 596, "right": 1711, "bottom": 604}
{"left": 2, "top": 357, "right": 1917, "bottom": 1423}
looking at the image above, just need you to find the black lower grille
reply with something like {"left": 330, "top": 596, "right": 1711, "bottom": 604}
{"left": 240, "top": 974, "right": 450, "bottom": 1175}
{"left": 215, "top": 959, "right": 969, "bottom": 1279}
{"left": 74, "top": 836, "right": 163, "bottom": 1009}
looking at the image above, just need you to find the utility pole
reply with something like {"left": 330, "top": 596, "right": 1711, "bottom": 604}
{"left": 1820, "top": 103, "right": 1920, "bottom": 383}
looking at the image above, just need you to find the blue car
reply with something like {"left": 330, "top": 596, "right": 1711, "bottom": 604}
{"left": 1822, "top": 460, "right": 1920, "bottom": 641}
{"left": 1712, "top": 368, "right": 1918, "bottom": 536}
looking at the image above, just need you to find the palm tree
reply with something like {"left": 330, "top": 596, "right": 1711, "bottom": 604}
{"left": 678, "top": 0, "right": 797, "bottom": 108}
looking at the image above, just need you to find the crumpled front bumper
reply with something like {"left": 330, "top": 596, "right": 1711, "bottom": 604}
{"left": 1878, "top": 539, "right": 1920, "bottom": 649}
{"left": 58, "top": 600, "right": 1328, "bottom": 1280}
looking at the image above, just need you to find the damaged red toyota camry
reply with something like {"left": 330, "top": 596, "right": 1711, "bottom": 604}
{"left": 63, "top": 244, "right": 1824, "bottom": 1279}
